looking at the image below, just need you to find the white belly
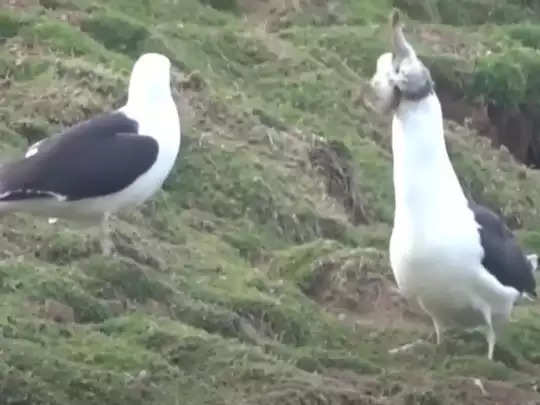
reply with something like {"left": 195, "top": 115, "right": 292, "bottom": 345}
{"left": 390, "top": 222, "right": 477, "bottom": 300}
{"left": 390, "top": 219, "right": 519, "bottom": 327}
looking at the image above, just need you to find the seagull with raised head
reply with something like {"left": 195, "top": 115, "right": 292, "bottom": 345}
{"left": 370, "top": 10, "right": 537, "bottom": 359}
{"left": 0, "top": 53, "right": 181, "bottom": 255}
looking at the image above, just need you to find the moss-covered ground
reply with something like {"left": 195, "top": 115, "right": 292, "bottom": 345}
{"left": 1, "top": 0, "right": 540, "bottom": 403}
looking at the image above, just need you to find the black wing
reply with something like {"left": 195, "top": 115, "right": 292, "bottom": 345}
{"left": 469, "top": 200, "right": 537, "bottom": 296}
{"left": 0, "top": 112, "right": 159, "bottom": 201}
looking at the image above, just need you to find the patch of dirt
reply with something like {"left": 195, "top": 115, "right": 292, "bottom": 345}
{"left": 439, "top": 91, "right": 540, "bottom": 169}
{"left": 4, "top": 0, "right": 38, "bottom": 8}
{"left": 309, "top": 140, "right": 368, "bottom": 225}
{"left": 301, "top": 248, "right": 429, "bottom": 331}
{"left": 41, "top": 299, "right": 75, "bottom": 323}
{"left": 236, "top": 0, "right": 334, "bottom": 30}
{"left": 485, "top": 102, "right": 540, "bottom": 168}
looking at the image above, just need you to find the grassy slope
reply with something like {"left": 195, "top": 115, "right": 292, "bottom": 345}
{"left": 1, "top": 0, "right": 540, "bottom": 403}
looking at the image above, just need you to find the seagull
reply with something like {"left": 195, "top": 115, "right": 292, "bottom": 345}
{"left": 0, "top": 53, "right": 181, "bottom": 256}
{"left": 369, "top": 10, "right": 537, "bottom": 359}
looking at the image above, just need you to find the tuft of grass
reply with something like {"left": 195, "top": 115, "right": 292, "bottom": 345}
{"left": 81, "top": 11, "right": 150, "bottom": 57}
{"left": 507, "top": 23, "right": 540, "bottom": 49}
{"left": 20, "top": 19, "right": 128, "bottom": 68}
{"left": 0, "top": 9, "right": 30, "bottom": 39}
{"left": 469, "top": 48, "right": 527, "bottom": 107}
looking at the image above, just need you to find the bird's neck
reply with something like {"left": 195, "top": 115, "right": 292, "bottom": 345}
{"left": 125, "top": 88, "right": 178, "bottom": 130}
{"left": 391, "top": 94, "right": 467, "bottom": 224}
{"left": 126, "top": 88, "right": 173, "bottom": 110}
{"left": 123, "top": 91, "right": 181, "bottom": 152}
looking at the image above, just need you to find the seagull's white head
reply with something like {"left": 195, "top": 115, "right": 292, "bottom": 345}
{"left": 369, "top": 10, "right": 434, "bottom": 114}
{"left": 127, "top": 53, "right": 173, "bottom": 104}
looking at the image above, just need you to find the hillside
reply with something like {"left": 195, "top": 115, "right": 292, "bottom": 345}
{"left": 1, "top": 0, "right": 540, "bottom": 404}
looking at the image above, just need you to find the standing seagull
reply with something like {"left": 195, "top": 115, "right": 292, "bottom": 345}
{"left": 369, "top": 11, "right": 537, "bottom": 359}
{"left": 0, "top": 53, "right": 181, "bottom": 255}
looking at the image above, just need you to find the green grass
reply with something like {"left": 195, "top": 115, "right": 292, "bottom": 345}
{"left": 1, "top": 0, "right": 540, "bottom": 403}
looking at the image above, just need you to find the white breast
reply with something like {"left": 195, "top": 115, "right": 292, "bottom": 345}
{"left": 389, "top": 95, "right": 484, "bottom": 306}
{"left": 115, "top": 99, "right": 181, "bottom": 206}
